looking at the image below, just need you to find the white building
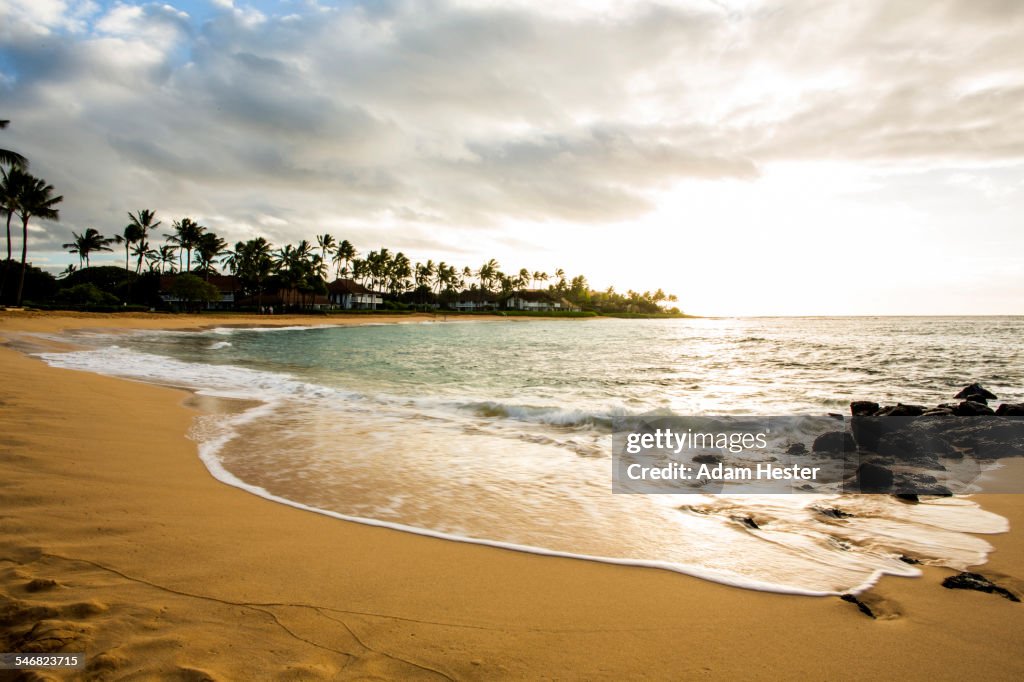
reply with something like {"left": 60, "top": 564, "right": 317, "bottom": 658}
{"left": 327, "top": 278, "right": 383, "bottom": 309}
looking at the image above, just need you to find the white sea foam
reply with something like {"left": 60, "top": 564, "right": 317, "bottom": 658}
{"left": 38, "top": 346, "right": 351, "bottom": 402}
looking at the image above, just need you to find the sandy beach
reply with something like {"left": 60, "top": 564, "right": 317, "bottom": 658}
{"left": 1, "top": 311, "right": 1022, "bottom": 680}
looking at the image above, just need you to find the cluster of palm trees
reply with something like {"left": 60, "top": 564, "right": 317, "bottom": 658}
{"left": 55, "top": 208, "right": 581, "bottom": 302}
{"left": 62, "top": 211, "right": 230, "bottom": 280}
{"left": 227, "top": 234, "right": 577, "bottom": 305}
{"left": 57, "top": 214, "right": 681, "bottom": 312}
{"left": 1, "top": 119, "right": 63, "bottom": 307}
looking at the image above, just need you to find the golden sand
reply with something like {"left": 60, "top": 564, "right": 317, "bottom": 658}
{"left": 1, "top": 311, "right": 1022, "bottom": 679}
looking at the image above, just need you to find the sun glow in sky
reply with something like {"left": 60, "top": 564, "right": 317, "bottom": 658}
{"left": 2, "top": 0, "right": 1023, "bottom": 315}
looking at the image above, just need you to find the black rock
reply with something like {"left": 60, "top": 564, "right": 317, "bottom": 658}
{"left": 882, "top": 422, "right": 959, "bottom": 459}
{"left": 941, "top": 572, "right": 1020, "bottom": 602}
{"left": 916, "top": 485, "right": 953, "bottom": 497}
{"left": 813, "top": 430, "right": 855, "bottom": 454}
{"left": 815, "top": 506, "right": 854, "bottom": 519}
{"left": 875, "top": 403, "right": 927, "bottom": 417}
{"left": 851, "top": 416, "right": 883, "bottom": 450}
{"left": 955, "top": 383, "right": 997, "bottom": 401}
{"left": 856, "top": 462, "right": 894, "bottom": 493}
{"left": 851, "top": 401, "right": 880, "bottom": 417}
{"left": 877, "top": 431, "right": 919, "bottom": 458}
{"left": 922, "top": 408, "right": 955, "bottom": 417}
{"left": 953, "top": 400, "right": 996, "bottom": 416}
{"left": 899, "top": 555, "right": 921, "bottom": 565}
{"left": 786, "top": 442, "right": 808, "bottom": 455}
{"left": 996, "top": 403, "right": 1024, "bottom": 416}
{"left": 733, "top": 516, "right": 759, "bottom": 530}
{"left": 692, "top": 453, "right": 722, "bottom": 464}
{"left": 840, "top": 594, "right": 876, "bottom": 618}
{"left": 894, "top": 493, "right": 919, "bottom": 503}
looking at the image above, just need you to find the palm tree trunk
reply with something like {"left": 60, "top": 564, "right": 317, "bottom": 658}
{"left": 125, "top": 244, "right": 130, "bottom": 271}
{"left": 15, "top": 215, "right": 28, "bottom": 306}
{"left": 0, "top": 209, "right": 12, "bottom": 301}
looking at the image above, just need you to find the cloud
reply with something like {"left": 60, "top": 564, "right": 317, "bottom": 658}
{"left": 1, "top": 0, "right": 1023, "bottom": 264}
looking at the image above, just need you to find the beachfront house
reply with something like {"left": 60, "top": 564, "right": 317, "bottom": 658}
{"left": 237, "top": 287, "right": 331, "bottom": 311}
{"left": 327, "top": 278, "right": 384, "bottom": 310}
{"left": 159, "top": 274, "right": 240, "bottom": 310}
{"left": 505, "top": 290, "right": 581, "bottom": 312}
{"left": 452, "top": 289, "right": 498, "bottom": 311}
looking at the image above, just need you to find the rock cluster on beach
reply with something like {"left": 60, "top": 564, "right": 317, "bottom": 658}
{"left": 849, "top": 382, "right": 1024, "bottom": 418}
{"left": 805, "top": 383, "right": 1024, "bottom": 495}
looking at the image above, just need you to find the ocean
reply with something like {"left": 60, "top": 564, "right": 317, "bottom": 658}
{"left": 39, "top": 316, "right": 1023, "bottom": 595}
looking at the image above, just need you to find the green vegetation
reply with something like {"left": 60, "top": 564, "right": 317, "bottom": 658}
{"left": 0, "top": 165, "right": 63, "bottom": 306}
{"left": 171, "top": 273, "right": 220, "bottom": 312}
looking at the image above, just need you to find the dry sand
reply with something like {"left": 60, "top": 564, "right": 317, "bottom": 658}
{"left": 1, "top": 311, "right": 1022, "bottom": 680}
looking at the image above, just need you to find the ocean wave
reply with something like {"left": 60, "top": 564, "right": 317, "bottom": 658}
{"left": 457, "top": 400, "right": 631, "bottom": 428}
{"left": 207, "top": 325, "right": 329, "bottom": 334}
{"left": 37, "top": 346, "right": 352, "bottom": 402}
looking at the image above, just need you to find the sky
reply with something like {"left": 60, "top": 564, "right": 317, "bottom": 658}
{"left": 1, "top": 0, "right": 1022, "bottom": 316}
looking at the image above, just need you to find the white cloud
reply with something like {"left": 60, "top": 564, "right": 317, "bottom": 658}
{"left": 1, "top": 0, "right": 1023, "bottom": 312}
{"left": 0, "top": 0, "right": 99, "bottom": 36}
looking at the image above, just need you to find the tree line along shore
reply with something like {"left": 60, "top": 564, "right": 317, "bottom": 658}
{"left": 1, "top": 120, "right": 683, "bottom": 316}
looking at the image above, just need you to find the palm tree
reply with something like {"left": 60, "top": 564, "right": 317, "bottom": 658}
{"left": 0, "top": 120, "right": 28, "bottom": 170}
{"left": 226, "top": 237, "right": 274, "bottom": 309}
{"left": 126, "top": 210, "right": 160, "bottom": 269}
{"left": 389, "top": 252, "right": 411, "bottom": 295}
{"left": 433, "top": 260, "right": 448, "bottom": 296}
{"left": 195, "top": 231, "right": 228, "bottom": 279}
{"left": 273, "top": 240, "right": 320, "bottom": 309}
{"left": 113, "top": 223, "right": 144, "bottom": 271}
{"left": 417, "top": 260, "right": 436, "bottom": 289}
{"left": 63, "top": 228, "right": 114, "bottom": 268}
{"left": 166, "top": 217, "right": 204, "bottom": 272}
{"left": 366, "top": 248, "right": 391, "bottom": 295}
{"left": 0, "top": 166, "right": 27, "bottom": 300}
{"left": 131, "top": 238, "right": 158, "bottom": 273}
{"left": 333, "top": 239, "right": 356, "bottom": 279}
{"left": 518, "top": 268, "right": 531, "bottom": 292}
{"left": 477, "top": 259, "right": 500, "bottom": 293}
{"left": 13, "top": 172, "right": 62, "bottom": 306}
{"left": 316, "top": 234, "right": 336, "bottom": 268}
{"left": 351, "top": 258, "right": 367, "bottom": 286}
{"left": 157, "top": 244, "right": 178, "bottom": 273}
{"left": 497, "top": 272, "right": 514, "bottom": 301}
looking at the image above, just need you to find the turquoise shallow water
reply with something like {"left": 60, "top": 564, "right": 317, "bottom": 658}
{"left": 40, "top": 316, "right": 1023, "bottom": 594}
{"left": 93, "top": 316, "right": 1024, "bottom": 417}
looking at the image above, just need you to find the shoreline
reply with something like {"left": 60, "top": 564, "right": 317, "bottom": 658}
{"left": 2, "top": 312, "right": 1023, "bottom": 678}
